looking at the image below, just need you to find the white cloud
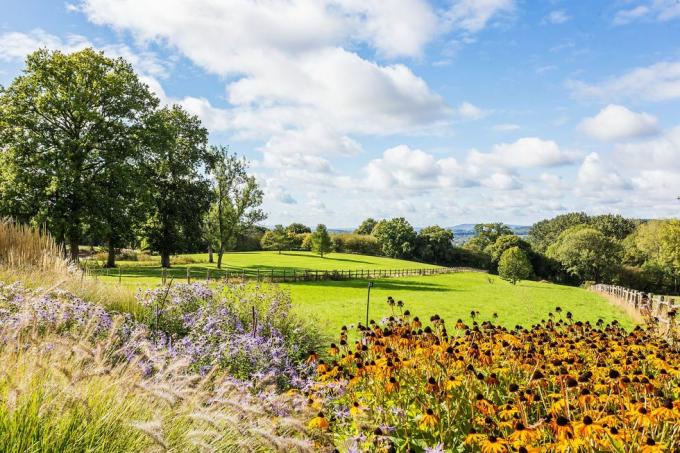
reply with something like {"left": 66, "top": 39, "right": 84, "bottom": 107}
{"left": 467, "top": 137, "right": 580, "bottom": 169}
{"left": 544, "top": 10, "right": 570, "bottom": 24}
{"left": 457, "top": 101, "right": 491, "bottom": 120}
{"left": 613, "top": 5, "right": 650, "bottom": 25}
{"left": 444, "top": 0, "right": 515, "bottom": 33}
{"left": 568, "top": 61, "right": 680, "bottom": 102}
{"left": 0, "top": 29, "right": 90, "bottom": 61}
{"left": 364, "top": 145, "right": 473, "bottom": 191}
{"left": 577, "top": 153, "right": 631, "bottom": 190}
{"left": 615, "top": 125, "right": 680, "bottom": 171}
{"left": 579, "top": 104, "right": 658, "bottom": 142}
{"left": 78, "top": 0, "right": 452, "bottom": 174}
{"left": 482, "top": 172, "right": 522, "bottom": 190}
{"left": 613, "top": 1, "right": 680, "bottom": 25}
{"left": 0, "top": 29, "right": 170, "bottom": 80}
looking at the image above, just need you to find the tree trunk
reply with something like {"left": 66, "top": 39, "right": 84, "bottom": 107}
{"left": 68, "top": 234, "right": 80, "bottom": 263}
{"left": 217, "top": 243, "right": 224, "bottom": 269}
{"left": 106, "top": 238, "right": 116, "bottom": 268}
{"left": 208, "top": 243, "right": 213, "bottom": 263}
{"left": 161, "top": 251, "right": 171, "bottom": 268}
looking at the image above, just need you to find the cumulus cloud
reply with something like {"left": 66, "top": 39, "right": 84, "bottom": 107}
{"left": 77, "top": 0, "right": 453, "bottom": 177}
{"left": 568, "top": 61, "right": 680, "bottom": 102}
{"left": 579, "top": 104, "right": 659, "bottom": 142}
{"left": 614, "top": 125, "right": 680, "bottom": 171}
{"left": 482, "top": 172, "right": 522, "bottom": 190}
{"left": 364, "top": 145, "right": 474, "bottom": 191}
{"left": 456, "top": 101, "right": 491, "bottom": 120}
{"left": 577, "top": 153, "right": 631, "bottom": 190}
{"left": 467, "top": 137, "right": 580, "bottom": 169}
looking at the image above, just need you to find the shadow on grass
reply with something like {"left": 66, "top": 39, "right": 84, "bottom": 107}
{"left": 290, "top": 278, "right": 455, "bottom": 293}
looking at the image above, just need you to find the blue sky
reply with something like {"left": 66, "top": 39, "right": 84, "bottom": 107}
{"left": 2, "top": 0, "right": 680, "bottom": 228}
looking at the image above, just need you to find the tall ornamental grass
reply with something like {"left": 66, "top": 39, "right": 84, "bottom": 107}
{"left": 0, "top": 219, "right": 140, "bottom": 316}
{"left": 0, "top": 281, "right": 326, "bottom": 452}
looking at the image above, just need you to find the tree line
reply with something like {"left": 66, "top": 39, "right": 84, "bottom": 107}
{"left": 0, "top": 48, "right": 265, "bottom": 268}
{"left": 256, "top": 214, "right": 680, "bottom": 294}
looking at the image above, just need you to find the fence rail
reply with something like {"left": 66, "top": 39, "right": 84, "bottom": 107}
{"left": 591, "top": 283, "right": 678, "bottom": 339}
{"left": 87, "top": 264, "right": 478, "bottom": 284}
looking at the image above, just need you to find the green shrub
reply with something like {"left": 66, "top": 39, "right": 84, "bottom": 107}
{"left": 331, "top": 233, "right": 381, "bottom": 255}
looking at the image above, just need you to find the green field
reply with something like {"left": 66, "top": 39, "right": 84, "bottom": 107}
{"left": 89, "top": 251, "right": 440, "bottom": 286}
{"left": 87, "top": 251, "right": 635, "bottom": 337}
{"left": 282, "top": 272, "right": 636, "bottom": 337}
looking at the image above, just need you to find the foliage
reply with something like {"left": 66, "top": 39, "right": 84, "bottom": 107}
{"left": 331, "top": 233, "right": 382, "bottom": 255}
{"left": 355, "top": 218, "right": 378, "bottom": 235}
{"left": 373, "top": 217, "right": 417, "bottom": 259}
{"left": 485, "top": 234, "right": 531, "bottom": 264}
{"left": 464, "top": 223, "right": 514, "bottom": 252}
{"left": 286, "top": 223, "right": 311, "bottom": 235}
{"left": 0, "top": 48, "right": 157, "bottom": 262}
{"left": 0, "top": 281, "right": 324, "bottom": 452}
{"left": 546, "top": 226, "right": 621, "bottom": 282}
{"left": 498, "top": 246, "right": 532, "bottom": 284}
{"left": 528, "top": 212, "right": 590, "bottom": 253}
{"left": 589, "top": 214, "right": 638, "bottom": 240}
{"left": 206, "top": 145, "right": 266, "bottom": 269}
{"left": 137, "top": 282, "right": 325, "bottom": 387}
{"left": 416, "top": 225, "right": 454, "bottom": 264}
{"left": 308, "top": 301, "right": 679, "bottom": 451}
{"left": 311, "top": 224, "right": 332, "bottom": 258}
{"left": 141, "top": 106, "right": 214, "bottom": 267}
{"left": 261, "top": 225, "right": 292, "bottom": 254}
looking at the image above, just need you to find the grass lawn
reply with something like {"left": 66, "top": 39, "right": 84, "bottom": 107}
{"left": 87, "top": 252, "right": 635, "bottom": 338}
{"left": 89, "top": 251, "right": 440, "bottom": 287}
{"left": 282, "top": 272, "right": 636, "bottom": 337}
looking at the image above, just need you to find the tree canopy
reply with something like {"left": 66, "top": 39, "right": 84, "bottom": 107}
{"left": 373, "top": 217, "right": 417, "bottom": 259}
{"left": 546, "top": 226, "right": 621, "bottom": 282}
{"left": 498, "top": 246, "right": 532, "bottom": 285}
{"left": 311, "top": 224, "right": 332, "bottom": 257}
{"left": 0, "top": 48, "right": 158, "bottom": 262}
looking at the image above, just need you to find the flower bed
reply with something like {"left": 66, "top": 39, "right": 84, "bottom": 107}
{"left": 308, "top": 298, "right": 680, "bottom": 452}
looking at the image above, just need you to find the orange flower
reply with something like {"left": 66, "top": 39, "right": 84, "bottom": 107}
{"left": 308, "top": 412, "right": 330, "bottom": 430}
{"left": 480, "top": 435, "right": 509, "bottom": 453}
{"left": 419, "top": 408, "right": 439, "bottom": 431}
{"left": 385, "top": 376, "right": 400, "bottom": 393}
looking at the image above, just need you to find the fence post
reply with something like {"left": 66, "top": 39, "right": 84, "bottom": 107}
{"left": 206, "top": 269, "right": 210, "bottom": 283}
{"left": 118, "top": 267, "right": 122, "bottom": 284}
{"left": 187, "top": 267, "right": 190, "bottom": 284}
{"left": 283, "top": 269, "right": 286, "bottom": 282}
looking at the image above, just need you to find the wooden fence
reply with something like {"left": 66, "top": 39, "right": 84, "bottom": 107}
{"left": 162, "top": 266, "right": 473, "bottom": 284}
{"left": 89, "top": 264, "right": 476, "bottom": 284}
{"left": 591, "top": 283, "right": 678, "bottom": 340}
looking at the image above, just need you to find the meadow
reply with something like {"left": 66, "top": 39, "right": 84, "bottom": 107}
{"left": 87, "top": 251, "right": 440, "bottom": 287}
{"left": 88, "top": 251, "right": 635, "bottom": 337}
{"left": 285, "top": 272, "right": 636, "bottom": 336}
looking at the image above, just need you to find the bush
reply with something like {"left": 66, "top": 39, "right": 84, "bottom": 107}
{"left": 331, "top": 233, "right": 382, "bottom": 255}
{"left": 137, "top": 282, "right": 326, "bottom": 387}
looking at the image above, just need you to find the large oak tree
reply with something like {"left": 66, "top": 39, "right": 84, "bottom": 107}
{"left": 0, "top": 48, "right": 157, "bottom": 262}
